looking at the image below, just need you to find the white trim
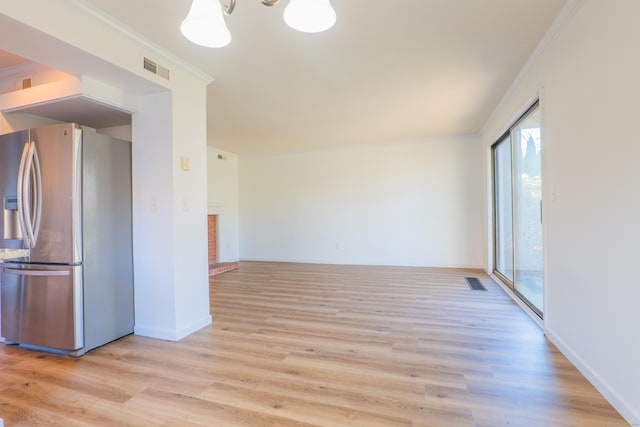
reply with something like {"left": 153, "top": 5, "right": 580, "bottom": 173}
{"left": 241, "top": 257, "right": 485, "bottom": 270}
{"left": 134, "top": 315, "right": 212, "bottom": 341}
{"left": 480, "top": 0, "right": 585, "bottom": 139}
{"left": 175, "top": 315, "right": 213, "bottom": 341}
{"left": 133, "top": 325, "right": 179, "bottom": 341}
{"left": 486, "top": 94, "right": 540, "bottom": 147}
{"left": 67, "top": 0, "right": 213, "bottom": 85}
{"left": 546, "top": 329, "right": 640, "bottom": 426}
{"left": 538, "top": 84, "right": 550, "bottom": 332}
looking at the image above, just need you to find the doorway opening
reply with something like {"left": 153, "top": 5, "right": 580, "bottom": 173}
{"left": 207, "top": 214, "right": 238, "bottom": 276}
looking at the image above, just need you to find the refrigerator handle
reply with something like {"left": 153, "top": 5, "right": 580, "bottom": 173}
{"left": 2, "top": 267, "right": 70, "bottom": 277}
{"left": 31, "top": 141, "right": 43, "bottom": 247}
{"left": 16, "top": 141, "right": 30, "bottom": 249}
{"left": 22, "top": 141, "right": 36, "bottom": 248}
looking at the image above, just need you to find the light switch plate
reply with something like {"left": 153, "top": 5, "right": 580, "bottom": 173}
{"left": 180, "top": 156, "right": 191, "bottom": 171}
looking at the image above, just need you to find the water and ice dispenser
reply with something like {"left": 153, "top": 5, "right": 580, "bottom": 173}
{"left": 3, "top": 196, "right": 22, "bottom": 240}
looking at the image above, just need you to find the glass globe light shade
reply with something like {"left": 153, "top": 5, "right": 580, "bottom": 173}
{"left": 181, "top": 0, "right": 231, "bottom": 48}
{"left": 283, "top": 0, "right": 336, "bottom": 33}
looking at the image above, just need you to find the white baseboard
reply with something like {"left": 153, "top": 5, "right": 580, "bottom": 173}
{"left": 240, "top": 257, "right": 484, "bottom": 270}
{"left": 175, "top": 315, "right": 213, "bottom": 341}
{"left": 545, "top": 329, "right": 639, "bottom": 426}
{"left": 134, "top": 315, "right": 212, "bottom": 341}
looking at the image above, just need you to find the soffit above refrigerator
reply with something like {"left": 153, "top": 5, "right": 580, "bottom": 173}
{"left": 8, "top": 96, "right": 131, "bottom": 129}
{"left": 0, "top": 74, "right": 134, "bottom": 130}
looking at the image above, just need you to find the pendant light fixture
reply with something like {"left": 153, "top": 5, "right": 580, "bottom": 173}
{"left": 180, "top": 0, "right": 232, "bottom": 48}
{"left": 284, "top": 0, "right": 336, "bottom": 33}
{"left": 181, "top": 0, "right": 336, "bottom": 48}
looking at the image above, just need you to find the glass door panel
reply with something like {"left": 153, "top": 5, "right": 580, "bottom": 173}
{"left": 512, "top": 107, "right": 543, "bottom": 313}
{"left": 494, "top": 136, "right": 514, "bottom": 282}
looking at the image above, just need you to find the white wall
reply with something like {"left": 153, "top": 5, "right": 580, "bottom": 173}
{"left": 482, "top": 1, "right": 640, "bottom": 424}
{"left": 97, "top": 124, "right": 132, "bottom": 142}
{"left": 130, "top": 91, "right": 177, "bottom": 337}
{"left": 207, "top": 147, "right": 240, "bottom": 263}
{"left": 239, "top": 137, "right": 484, "bottom": 268}
{"left": 170, "top": 74, "right": 211, "bottom": 338}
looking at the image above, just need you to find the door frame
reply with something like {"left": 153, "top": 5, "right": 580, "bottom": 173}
{"left": 491, "top": 100, "right": 543, "bottom": 319}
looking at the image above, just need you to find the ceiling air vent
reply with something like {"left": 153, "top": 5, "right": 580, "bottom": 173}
{"left": 143, "top": 57, "right": 170, "bottom": 80}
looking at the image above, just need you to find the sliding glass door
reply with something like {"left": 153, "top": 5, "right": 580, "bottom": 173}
{"left": 493, "top": 102, "right": 543, "bottom": 316}
{"left": 494, "top": 136, "right": 513, "bottom": 282}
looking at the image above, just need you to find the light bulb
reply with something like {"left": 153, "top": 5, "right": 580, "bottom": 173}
{"left": 283, "top": 0, "right": 336, "bottom": 33}
{"left": 181, "top": 0, "right": 231, "bottom": 48}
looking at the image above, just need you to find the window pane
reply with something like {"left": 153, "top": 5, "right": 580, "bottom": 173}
{"left": 494, "top": 137, "right": 513, "bottom": 281}
{"left": 512, "top": 106, "right": 543, "bottom": 312}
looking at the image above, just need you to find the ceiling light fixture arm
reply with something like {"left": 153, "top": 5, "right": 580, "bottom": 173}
{"left": 222, "top": 0, "right": 236, "bottom": 15}
{"left": 223, "top": 0, "right": 280, "bottom": 16}
{"left": 222, "top": 0, "right": 280, "bottom": 16}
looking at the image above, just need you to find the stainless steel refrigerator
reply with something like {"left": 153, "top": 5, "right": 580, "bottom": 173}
{"left": 0, "top": 123, "right": 134, "bottom": 356}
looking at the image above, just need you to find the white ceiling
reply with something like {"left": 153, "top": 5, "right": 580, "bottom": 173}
{"left": 14, "top": 1, "right": 568, "bottom": 155}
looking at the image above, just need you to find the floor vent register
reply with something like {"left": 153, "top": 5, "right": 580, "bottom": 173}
{"left": 465, "top": 277, "right": 487, "bottom": 291}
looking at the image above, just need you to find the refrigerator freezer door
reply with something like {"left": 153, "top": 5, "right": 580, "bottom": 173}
{"left": 1, "top": 264, "right": 83, "bottom": 350}
{"left": 81, "top": 127, "right": 134, "bottom": 351}
{"left": 29, "top": 123, "right": 82, "bottom": 264}
{"left": 0, "top": 130, "right": 28, "bottom": 250}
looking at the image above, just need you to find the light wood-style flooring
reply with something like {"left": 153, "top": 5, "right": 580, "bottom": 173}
{"left": 0, "top": 261, "right": 629, "bottom": 426}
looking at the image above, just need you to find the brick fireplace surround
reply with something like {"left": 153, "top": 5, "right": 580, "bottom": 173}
{"left": 207, "top": 214, "right": 238, "bottom": 276}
